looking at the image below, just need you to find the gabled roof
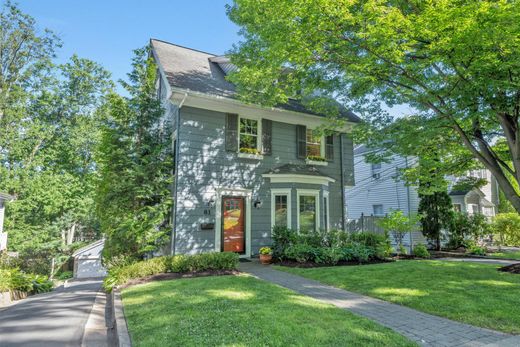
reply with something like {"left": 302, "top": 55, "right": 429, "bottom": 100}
{"left": 150, "top": 39, "right": 360, "bottom": 123}
{"left": 72, "top": 239, "right": 104, "bottom": 257}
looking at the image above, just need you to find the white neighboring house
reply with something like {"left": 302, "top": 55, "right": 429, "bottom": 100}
{"left": 346, "top": 146, "right": 499, "bottom": 221}
{"left": 72, "top": 239, "right": 107, "bottom": 279}
{"left": 0, "top": 192, "right": 14, "bottom": 252}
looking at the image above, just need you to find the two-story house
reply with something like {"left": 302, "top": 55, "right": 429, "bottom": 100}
{"left": 151, "top": 39, "right": 359, "bottom": 257}
{"left": 346, "top": 145, "right": 499, "bottom": 220}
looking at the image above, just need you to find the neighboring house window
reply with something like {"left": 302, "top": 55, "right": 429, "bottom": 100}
{"left": 297, "top": 189, "right": 320, "bottom": 232}
{"left": 306, "top": 129, "right": 322, "bottom": 157}
{"left": 372, "top": 163, "right": 382, "bottom": 179}
{"left": 271, "top": 189, "right": 292, "bottom": 229}
{"left": 239, "top": 118, "right": 259, "bottom": 151}
{"left": 482, "top": 206, "right": 494, "bottom": 216}
{"left": 373, "top": 204, "right": 383, "bottom": 216}
{"left": 453, "top": 203, "right": 461, "bottom": 212}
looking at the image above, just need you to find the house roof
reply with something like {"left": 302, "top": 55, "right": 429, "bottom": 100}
{"left": 263, "top": 164, "right": 333, "bottom": 178}
{"left": 0, "top": 192, "right": 14, "bottom": 202}
{"left": 72, "top": 239, "right": 104, "bottom": 258}
{"left": 449, "top": 189, "right": 470, "bottom": 196}
{"left": 150, "top": 39, "right": 360, "bottom": 123}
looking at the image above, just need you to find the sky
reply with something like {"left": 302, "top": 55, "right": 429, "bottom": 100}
{"left": 14, "top": 0, "right": 238, "bottom": 86}
{"left": 13, "top": 0, "right": 411, "bottom": 117}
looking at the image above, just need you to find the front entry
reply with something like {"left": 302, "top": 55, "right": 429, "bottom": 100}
{"left": 222, "top": 196, "right": 245, "bottom": 253}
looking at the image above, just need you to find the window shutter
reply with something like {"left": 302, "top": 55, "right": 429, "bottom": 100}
{"left": 225, "top": 113, "right": 238, "bottom": 152}
{"left": 296, "top": 125, "right": 307, "bottom": 159}
{"left": 325, "top": 134, "right": 334, "bottom": 161}
{"left": 262, "top": 119, "right": 272, "bottom": 155}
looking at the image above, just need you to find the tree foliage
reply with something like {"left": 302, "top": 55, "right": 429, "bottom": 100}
{"left": 227, "top": 0, "right": 520, "bottom": 212}
{"left": 418, "top": 189, "right": 453, "bottom": 251}
{"left": 96, "top": 48, "right": 173, "bottom": 262}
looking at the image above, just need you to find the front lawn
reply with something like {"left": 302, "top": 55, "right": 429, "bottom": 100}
{"left": 122, "top": 275, "right": 416, "bottom": 347}
{"left": 488, "top": 250, "right": 520, "bottom": 260}
{"left": 279, "top": 260, "right": 520, "bottom": 334}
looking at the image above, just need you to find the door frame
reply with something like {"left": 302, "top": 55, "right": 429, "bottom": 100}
{"left": 215, "top": 188, "right": 252, "bottom": 258}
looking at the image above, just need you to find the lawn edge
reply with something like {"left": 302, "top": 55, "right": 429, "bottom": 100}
{"left": 112, "top": 290, "right": 132, "bottom": 347}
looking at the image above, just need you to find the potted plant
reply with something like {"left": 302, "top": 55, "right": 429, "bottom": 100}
{"left": 259, "top": 247, "right": 273, "bottom": 265}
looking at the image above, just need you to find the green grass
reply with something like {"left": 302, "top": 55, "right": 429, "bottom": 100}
{"left": 488, "top": 250, "right": 520, "bottom": 260}
{"left": 278, "top": 261, "right": 520, "bottom": 334}
{"left": 122, "top": 274, "right": 416, "bottom": 347}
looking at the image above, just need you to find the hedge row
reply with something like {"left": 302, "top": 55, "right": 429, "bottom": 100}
{"left": 103, "top": 252, "right": 239, "bottom": 291}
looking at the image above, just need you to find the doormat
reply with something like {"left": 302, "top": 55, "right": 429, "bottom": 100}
{"left": 239, "top": 258, "right": 252, "bottom": 263}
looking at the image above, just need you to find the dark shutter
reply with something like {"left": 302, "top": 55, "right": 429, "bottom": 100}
{"left": 325, "top": 134, "right": 334, "bottom": 161}
{"left": 296, "top": 125, "right": 307, "bottom": 159}
{"left": 262, "top": 119, "right": 272, "bottom": 155}
{"left": 225, "top": 113, "right": 238, "bottom": 152}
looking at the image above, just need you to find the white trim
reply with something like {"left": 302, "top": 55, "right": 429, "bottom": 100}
{"left": 237, "top": 152, "right": 264, "bottom": 160}
{"left": 305, "top": 159, "right": 328, "bottom": 166}
{"left": 296, "top": 189, "right": 320, "bottom": 231}
{"left": 214, "top": 188, "right": 252, "bottom": 258}
{"left": 263, "top": 174, "right": 335, "bottom": 186}
{"left": 323, "top": 191, "right": 330, "bottom": 231}
{"left": 270, "top": 188, "right": 292, "bottom": 230}
{"left": 169, "top": 88, "right": 355, "bottom": 132}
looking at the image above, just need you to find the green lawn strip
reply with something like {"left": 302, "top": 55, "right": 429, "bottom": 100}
{"left": 121, "top": 274, "right": 416, "bottom": 347}
{"left": 278, "top": 260, "right": 520, "bottom": 334}
{"left": 487, "top": 251, "right": 520, "bottom": 260}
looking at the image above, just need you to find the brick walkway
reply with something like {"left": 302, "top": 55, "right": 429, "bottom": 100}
{"left": 240, "top": 261, "right": 517, "bottom": 347}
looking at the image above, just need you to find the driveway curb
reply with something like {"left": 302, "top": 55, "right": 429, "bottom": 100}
{"left": 111, "top": 290, "right": 132, "bottom": 347}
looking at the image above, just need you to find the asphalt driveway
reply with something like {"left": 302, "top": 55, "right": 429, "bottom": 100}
{"left": 0, "top": 279, "right": 105, "bottom": 347}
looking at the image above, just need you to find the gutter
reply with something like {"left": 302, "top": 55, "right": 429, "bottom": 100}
{"left": 171, "top": 92, "right": 187, "bottom": 256}
{"left": 405, "top": 156, "right": 413, "bottom": 254}
{"left": 340, "top": 134, "right": 346, "bottom": 231}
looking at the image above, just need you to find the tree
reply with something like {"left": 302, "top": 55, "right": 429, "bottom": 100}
{"left": 377, "top": 210, "right": 418, "bottom": 254}
{"left": 227, "top": 0, "right": 520, "bottom": 212}
{"left": 418, "top": 189, "right": 453, "bottom": 251}
{"left": 96, "top": 48, "right": 173, "bottom": 262}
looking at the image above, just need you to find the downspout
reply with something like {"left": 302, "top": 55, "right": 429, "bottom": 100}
{"left": 340, "top": 134, "right": 346, "bottom": 231}
{"left": 405, "top": 156, "right": 413, "bottom": 254}
{"left": 171, "top": 92, "right": 188, "bottom": 256}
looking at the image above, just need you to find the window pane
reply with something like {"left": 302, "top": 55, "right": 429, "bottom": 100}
{"left": 274, "top": 195, "right": 288, "bottom": 227}
{"left": 240, "top": 134, "right": 257, "bottom": 149}
{"left": 299, "top": 195, "right": 316, "bottom": 231}
{"left": 306, "top": 129, "right": 321, "bottom": 157}
{"left": 239, "top": 118, "right": 258, "bottom": 150}
{"left": 373, "top": 204, "right": 383, "bottom": 216}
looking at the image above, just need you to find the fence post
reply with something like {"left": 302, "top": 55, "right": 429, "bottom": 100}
{"left": 360, "top": 212, "right": 364, "bottom": 232}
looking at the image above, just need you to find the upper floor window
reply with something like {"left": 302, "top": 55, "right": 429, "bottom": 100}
{"left": 372, "top": 163, "right": 382, "bottom": 179}
{"left": 239, "top": 118, "right": 259, "bottom": 151}
{"left": 373, "top": 204, "right": 383, "bottom": 216}
{"left": 306, "top": 129, "right": 322, "bottom": 157}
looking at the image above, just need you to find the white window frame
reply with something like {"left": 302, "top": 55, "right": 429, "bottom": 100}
{"left": 270, "top": 188, "right": 292, "bottom": 230}
{"left": 238, "top": 115, "right": 262, "bottom": 153}
{"left": 296, "top": 189, "right": 320, "bottom": 231}
{"left": 305, "top": 128, "right": 325, "bottom": 158}
{"left": 373, "top": 204, "right": 384, "bottom": 216}
{"left": 452, "top": 203, "right": 462, "bottom": 212}
{"left": 323, "top": 191, "right": 330, "bottom": 231}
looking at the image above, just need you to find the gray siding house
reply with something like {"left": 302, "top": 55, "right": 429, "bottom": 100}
{"left": 151, "top": 39, "right": 359, "bottom": 257}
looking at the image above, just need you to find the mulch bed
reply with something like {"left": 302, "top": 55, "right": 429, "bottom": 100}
{"left": 498, "top": 263, "right": 520, "bottom": 274}
{"left": 274, "top": 259, "right": 393, "bottom": 268}
{"left": 119, "top": 270, "right": 240, "bottom": 289}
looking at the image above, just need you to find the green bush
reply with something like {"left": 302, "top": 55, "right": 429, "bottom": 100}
{"left": 57, "top": 271, "right": 73, "bottom": 280}
{"left": 284, "top": 244, "right": 318, "bottom": 263}
{"left": 467, "top": 245, "right": 487, "bottom": 256}
{"left": 272, "top": 226, "right": 298, "bottom": 258}
{"left": 413, "top": 244, "right": 430, "bottom": 258}
{"left": 492, "top": 213, "right": 520, "bottom": 246}
{"left": 30, "top": 275, "right": 54, "bottom": 294}
{"left": 104, "top": 252, "right": 239, "bottom": 291}
{"left": 448, "top": 212, "right": 492, "bottom": 249}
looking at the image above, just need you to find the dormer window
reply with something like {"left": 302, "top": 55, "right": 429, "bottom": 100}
{"left": 239, "top": 118, "right": 259, "bottom": 153}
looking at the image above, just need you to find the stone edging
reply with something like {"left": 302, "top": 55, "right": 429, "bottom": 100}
{"left": 111, "top": 290, "right": 132, "bottom": 347}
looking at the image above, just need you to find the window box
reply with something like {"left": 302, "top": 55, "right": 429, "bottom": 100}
{"left": 237, "top": 152, "right": 264, "bottom": 160}
{"left": 305, "top": 159, "right": 328, "bottom": 166}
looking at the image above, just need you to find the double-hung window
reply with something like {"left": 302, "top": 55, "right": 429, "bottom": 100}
{"left": 297, "top": 189, "right": 320, "bottom": 232}
{"left": 271, "top": 189, "right": 291, "bottom": 229}
{"left": 239, "top": 118, "right": 259, "bottom": 152}
{"left": 306, "top": 129, "right": 322, "bottom": 157}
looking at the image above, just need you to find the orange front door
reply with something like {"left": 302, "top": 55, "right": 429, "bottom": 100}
{"left": 222, "top": 197, "right": 245, "bottom": 253}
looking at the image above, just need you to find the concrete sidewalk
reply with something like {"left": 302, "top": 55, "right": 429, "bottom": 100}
{"left": 240, "top": 261, "right": 516, "bottom": 347}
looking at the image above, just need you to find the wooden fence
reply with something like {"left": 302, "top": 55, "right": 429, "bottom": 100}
{"left": 346, "top": 213, "right": 386, "bottom": 234}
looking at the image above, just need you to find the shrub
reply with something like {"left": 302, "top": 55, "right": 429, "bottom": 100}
{"left": 377, "top": 210, "right": 419, "bottom": 251}
{"left": 272, "top": 226, "right": 298, "bottom": 258}
{"left": 284, "top": 244, "right": 318, "bottom": 263}
{"left": 398, "top": 244, "right": 407, "bottom": 255}
{"left": 30, "top": 275, "right": 54, "bottom": 294}
{"left": 467, "top": 245, "right": 487, "bottom": 256}
{"left": 315, "top": 247, "right": 342, "bottom": 265}
{"left": 448, "top": 212, "right": 492, "bottom": 249}
{"left": 103, "top": 252, "right": 239, "bottom": 291}
{"left": 57, "top": 271, "right": 73, "bottom": 280}
{"left": 342, "top": 243, "right": 373, "bottom": 263}
{"left": 413, "top": 244, "right": 430, "bottom": 258}
{"left": 492, "top": 213, "right": 520, "bottom": 246}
